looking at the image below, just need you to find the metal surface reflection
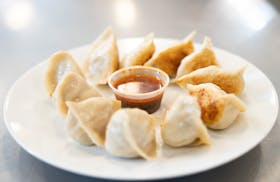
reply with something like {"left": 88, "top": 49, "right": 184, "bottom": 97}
{"left": 3, "top": 0, "right": 34, "bottom": 31}
{"left": 227, "top": 0, "right": 276, "bottom": 31}
{"left": 114, "top": 0, "right": 136, "bottom": 28}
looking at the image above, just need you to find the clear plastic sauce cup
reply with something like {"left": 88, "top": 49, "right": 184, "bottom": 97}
{"left": 108, "top": 66, "right": 170, "bottom": 114}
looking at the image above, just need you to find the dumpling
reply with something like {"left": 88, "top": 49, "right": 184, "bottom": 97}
{"left": 120, "top": 33, "right": 155, "bottom": 68}
{"left": 82, "top": 26, "right": 119, "bottom": 85}
{"left": 176, "top": 37, "right": 219, "bottom": 78}
{"left": 45, "top": 51, "right": 84, "bottom": 96}
{"left": 105, "top": 108, "right": 157, "bottom": 160}
{"left": 66, "top": 98, "right": 121, "bottom": 146}
{"left": 144, "top": 31, "right": 195, "bottom": 77}
{"left": 176, "top": 66, "right": 245, "bottom": 95}
{"left": 54, "top": 72, "right": 101, "bottom": 117}
{"left": 66, "top": 110, "right": 93, "bottom": 145}
{"left": 161, "top": 94, "right": 210, "bottom": 147}
{"left": 186, "top": 83, "right": 246, "bottom": 129}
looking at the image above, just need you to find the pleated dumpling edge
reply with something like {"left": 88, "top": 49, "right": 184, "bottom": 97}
{"left": 144, "top": 31, "right": 196, "bottom": 77}
{"left": 120, "top": 33, "right": 155, "bottom": 68}
{"left": 82, "top": 26, "right": 119, "bottom": 85}
{"left": 176, "top": 37, "right": 219, "bottom": 78}
{"left": 105, "top": 108, "right": 157, "bottom": 160}
{"left": 45, "top": 51, "right": 84, "bottom": 96}
{"left": 66, "top": 97, "right": 121, "bottom": 147}
{"left": 53, "top": 72, "right": 102, "bottom": 117}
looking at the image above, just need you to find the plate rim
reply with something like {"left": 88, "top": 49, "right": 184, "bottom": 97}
{"left": 3, "top": 38, "right": 279, "bottom": 180}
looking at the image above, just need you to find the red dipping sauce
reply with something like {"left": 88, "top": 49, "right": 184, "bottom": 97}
{"left": 115, "top": 74, "right": 162, "bottom": 94}
{"left": 108, "top": 66, "right": 169, "bottom": 114}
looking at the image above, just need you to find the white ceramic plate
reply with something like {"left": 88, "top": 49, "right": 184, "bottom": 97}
{"left": 4, "top": 38, "right": 279, "bottom": 180}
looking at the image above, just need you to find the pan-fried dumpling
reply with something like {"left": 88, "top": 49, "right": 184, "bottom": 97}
{"left": 176, "top": 37, "right": 219, "bottom": 78}
{"left": 45, "top": 51, "right": 84, "bottom": 96}
{"left": 105, "top": 108, "right": 157, "bottom": 160}
{"left": 120, "top": 33, "right": 155, "bottom": 68}
{"left": 144, "top": 31, "right": 195, "bottom": 77}
{"left": 176, "top": 66, "right": 245, "bottom": 95}
{"left": 82, "top": 26, "right": 119, "bottom": 85}
{"left": 161, "top": 94, "right": 210, "bottom": 147}
{"left": 54, "top": 72, "right": 101, "bottom": 117}
{"left": 186, "top": 83, "right": 246, "bottom": 129}
{"left": 66, "top": 98, "right": 121, "bottom": 146}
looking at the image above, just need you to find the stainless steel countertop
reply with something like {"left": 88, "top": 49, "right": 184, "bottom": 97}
{"left": 0, "top": 0, "right": 279, "bottom": 181}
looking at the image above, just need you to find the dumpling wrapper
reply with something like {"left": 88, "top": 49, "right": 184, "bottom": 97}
{"left": 45, "top": 51, "right": 84, "bottom": 96}
{"left": 105, "top": 108, "right": 157, "bottom": 160}
{"left": 161, "top": 94, "right": 210, "bottom": 147}
{"left": 176, "top": 37, "right": 219, "bottom": 78}
{"left": 176, "top": 66, "right": 245, "bottom": 95}
{"left": 66, "top": 110, "right": 93, "bottom": 145}
{"left": 82, "top": 26, "right": 119, "bottom": 85}
{"left": 54, "top": 72, "right": 101, "bottom": 117}
{"left": 120, "top": 33, "right": 155, "bottom": 68}
{"left": 66, "top": 98, "right": 121, "bottom": 146}
{"left": 144, "top": 31, "right": 195, "bottom": 77}
{"left": 186, "top": 83, "right": 246, "bottom": 129}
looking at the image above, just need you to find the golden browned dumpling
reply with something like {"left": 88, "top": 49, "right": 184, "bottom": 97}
{"left": 176, "top": 37, "right": 219, "bottom": 78}
{"left": 144, "top": 31, "right": 195, "bottom": 77}
{"left": 54, "top": 72, "right": 101, "bottom": 117}
{"left": 82, "top": 26, "right": 119, "bottom": 85}
{"left": 66, "top": 98, "right": 121, "bottom": 146}
{"left": 45, "top": 51, "right": 84, "bottom": 96}
{"left": 176, "top": 66, "right": 245, "bottom": 95}
{"left": 186, "top": 83, "right": 246, "bottom": 129}
{"left": 120, "top": 33, "right": 155, "bottom": 68}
